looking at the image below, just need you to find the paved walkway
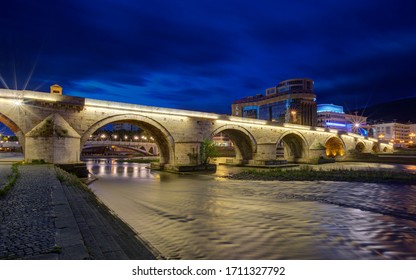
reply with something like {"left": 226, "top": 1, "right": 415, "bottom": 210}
{"left": 0, "top": 165, "right": 158, "bottom": 259}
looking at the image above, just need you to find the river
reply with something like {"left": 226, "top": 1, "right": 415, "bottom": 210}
{"left": 86, "top": 159, "right": 416, "bottom": 260}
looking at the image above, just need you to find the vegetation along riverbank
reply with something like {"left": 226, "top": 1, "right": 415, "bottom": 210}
{"left": 228, "top": 165, "right": 416, "bottom": 184}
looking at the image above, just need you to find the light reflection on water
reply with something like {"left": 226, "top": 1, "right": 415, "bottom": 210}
{"left": 86, "top": 159, "right": 416, "bottom": 260}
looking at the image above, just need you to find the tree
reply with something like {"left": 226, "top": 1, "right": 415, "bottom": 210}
{"left": 200, "top": 139, "right": 219, "bottom": 164}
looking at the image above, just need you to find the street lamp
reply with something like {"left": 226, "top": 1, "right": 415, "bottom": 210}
{"left": 13, "top": 99, "right": 23, "bottom": 106}
{"left": 378, "top": 134, "right": 385, "bottom": 140}
{"left": 408, "top": 133, "right": 415, "bottom": 146}
{"left": 290, "top": 110, "right": 297, "bottom": 123}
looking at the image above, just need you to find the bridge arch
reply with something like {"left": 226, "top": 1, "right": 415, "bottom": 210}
{"left": 0, "top": 112, "right": 25, "bottom": 153}
{"left": 0, "top": 112, "right": 22, "bottom": 134}
{"left": 211, "top": 125, "right": 257, "bottom": 162}
{"left": 81, "top": 114, "right": 174, "bottom": 165}
{"left": 324, "top": 136, "right": 345, "bottom": 157}
{"left": 355, "top": 141, "right": 366, "bottom": 153}
{"left": 372, "top": 142, "right": 380, "bottom": 153}
{"left": 276, "top": 131, "right": 309, "bottom": 162}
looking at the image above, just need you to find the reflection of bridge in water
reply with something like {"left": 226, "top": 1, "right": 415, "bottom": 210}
{"left": 86, "top": 159, "right": 154, "bottom": 178}
{"left": 83, "top": 140, "right": 158, "bottom": 155}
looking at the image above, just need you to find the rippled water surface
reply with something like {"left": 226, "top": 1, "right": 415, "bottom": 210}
{"left": 87, "top": 159, "right": 416, "bottom": 259}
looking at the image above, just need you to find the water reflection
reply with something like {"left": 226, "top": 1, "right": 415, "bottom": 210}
{"left": 86, "top": 158, "right": 158, "bottom": 179}
{"left": 86, "top": 159, "right": 416, "bottom": 260}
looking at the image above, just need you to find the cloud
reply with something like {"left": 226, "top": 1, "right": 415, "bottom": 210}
{"left": 1, "top": 0, "right": 415, "bottom": 115}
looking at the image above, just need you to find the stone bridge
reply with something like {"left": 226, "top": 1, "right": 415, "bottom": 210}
{"left": 0, "top": 88, "right": 392, "bottom": 170}
{"left": 84, "top": 140, "right": 158, "bottom": 155}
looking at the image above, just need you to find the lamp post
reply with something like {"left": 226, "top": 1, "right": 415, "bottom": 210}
{"left": 409, "top": 133, "right": 415, "bottom": 146}
{"left": 290, "top": 110, "right": 297, "bottom": 124}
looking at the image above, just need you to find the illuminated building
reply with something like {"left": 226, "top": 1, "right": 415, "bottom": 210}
{"left": 317, "top": 104, "right": 368, "bottom": 135}
{"left": 372, "top": 122, "right": 414, "bottom": 147}
{"left": 232, "top": 78, "right": 317, "bottom": 126}
{"left": 317, "top": 104, "right": 347, "bottom": 130}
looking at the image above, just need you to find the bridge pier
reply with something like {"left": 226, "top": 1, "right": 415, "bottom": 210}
{"left": 24, "top": 114, "right": 82, "bottom": 164}
{"left": 250, "top": 143, "right": 278, "bottom": 165}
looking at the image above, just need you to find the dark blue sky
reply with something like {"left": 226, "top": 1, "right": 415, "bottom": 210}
{"left": 1, "top": 0, "right": 416, "bottom": 115}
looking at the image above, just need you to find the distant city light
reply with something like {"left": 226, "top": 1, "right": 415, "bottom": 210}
{"left": 326, "top": 122, "right": 346, "bottom": 127}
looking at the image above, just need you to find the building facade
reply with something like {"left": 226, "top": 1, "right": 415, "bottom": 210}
{"left": 317, "top": 104, "right": 347, "bottom": 130}
{"left": 372, "top": 122, "right": 415, "bottom": 147}
{"left": 317, "top": 104, "right": 368, "bottom": 136}
{"left": 232, "top": 78, "right": 317, "bottom": 126}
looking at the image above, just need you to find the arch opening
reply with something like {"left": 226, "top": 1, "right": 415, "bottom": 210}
{"left": 81, "top": 115, "right": 172, "bottom": 165}
{"left": 355, "top": 142, "right": 365, "bottom": 153}
{"left": 372, "top": 143, "right": 380, "bottom": 153}
{"left": 210, "top": 127, "right": 255, "bottom": 164}
{"left": 277, "top": 133, "right": 307, "bottom": 163}
{"left": 0, "top": 113, "right": 23, "bottom": 157}
{"left": 325, "top": 137, "right": 345, "bottom": 157}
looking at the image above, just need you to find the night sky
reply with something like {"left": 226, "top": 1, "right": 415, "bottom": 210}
{"left": 1, "top": 0, "right": 416, "bottom": 115}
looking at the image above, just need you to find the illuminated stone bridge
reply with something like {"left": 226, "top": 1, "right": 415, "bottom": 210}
{"left": 84, "top": 140, "right": 158, "bottom": 155}
{"left": 0, "top": 88, "right": 392, "bottom": 170}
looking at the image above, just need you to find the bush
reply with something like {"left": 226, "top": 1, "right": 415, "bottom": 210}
{"left": 229, "top": 166, "right": 416, "bottom": 184}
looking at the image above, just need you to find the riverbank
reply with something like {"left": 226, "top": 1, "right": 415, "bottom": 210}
{"left": 228, "top": 165, "right": 416, "bottom": 184}
{"left": 0, "top": 164, "right": 159, "bottom": 259}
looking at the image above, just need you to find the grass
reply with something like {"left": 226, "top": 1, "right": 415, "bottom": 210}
{"left": 0, "top": 163, "right": 20, "bottom": 196}
{"left": 229, "top": 165, "right": 416, "bottom": 184}
{"left": 55, "top": 166, "right": 95, "bottom": 195}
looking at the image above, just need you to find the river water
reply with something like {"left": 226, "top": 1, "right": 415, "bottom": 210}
{"left": 86, "top": 159, "right": 416, "bottom": 260}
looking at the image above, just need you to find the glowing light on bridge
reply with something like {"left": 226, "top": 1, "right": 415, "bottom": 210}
{"left": 85, "top": 99, "right": 220, "bottom": 120}
{"left": 13, "top": 99, "right": 23, "bottom": 106}
{"left": 228, "top": 117, "right": 267, "bottom": 125}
